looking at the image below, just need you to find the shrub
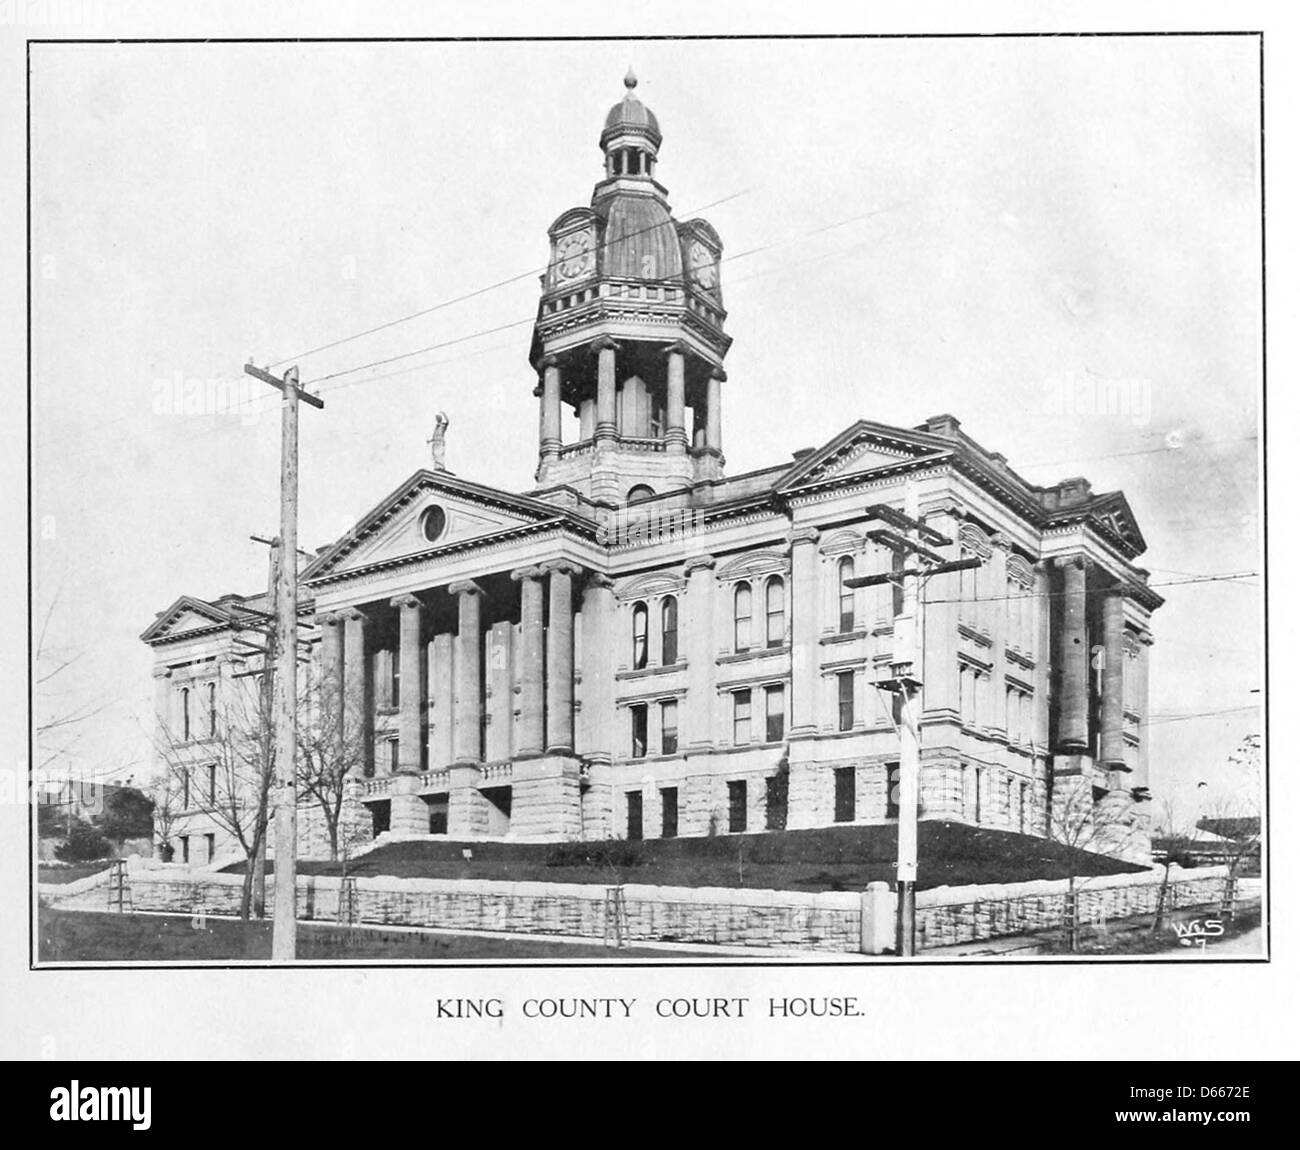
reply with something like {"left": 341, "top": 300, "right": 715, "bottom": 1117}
{"left": 54, "top": 817, "right": 111, "bottom": 863}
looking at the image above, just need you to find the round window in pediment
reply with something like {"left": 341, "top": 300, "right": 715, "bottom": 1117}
{"left": 420, "top": 505, "right": 447, "bottom": 544}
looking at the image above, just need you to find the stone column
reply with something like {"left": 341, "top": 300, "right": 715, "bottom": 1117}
{"left": 579, "top": 573, "right": 615, "bottom": 764}
{"left": 706, "top": 366, "right": 724, "bottom": 452}
{"left": 544, "top": 561, "right": 579, "bottom": 754}
{"left": 510, "top": 565, "right": 546, "bottom": 757}
{"left": 447, "top": 581, "right": 487, "bottom": 837}
{"left": 1056, "top": 557, "right": 1089, "bottom": 753}
{"left": 664, "top": 341, "right": 688, "bottom": 453}
{"left": 318, "top": 612, "right": 344, "bottom": 762}
{"left": 540, "top": 355, "right": 561, "bottom": 460}
{"left": 1134, "top": 633, "right": 1153, "bottom": 790}
{"left": 1099, "top": 589, "right": 1127, "bottom": 772}
{"left": 920, "top": 505, "right": 962, "bottom": 724}
{"left": 788, "top": 526, "right": 821, "bottom": 737}
{"left": 595, "top": 337, "right": 618, "bottom": 444}
{"left": 391, "top": 595, "right": 424, "bottom": 773}
{"left": 341, "top": 607, "right": 370, "bottom": 776}
{"left": 988, "top": 534, "right": 1010, "bottom": 739}
{"left": 1033, "top": 562, "right": 1052, "bottom": 749}
{"left": 450, "top": 581, "right": 483, "bottom": 764}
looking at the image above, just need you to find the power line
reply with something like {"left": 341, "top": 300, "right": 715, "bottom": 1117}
{"left": 920, "top": 570, "right": 1258, "bottom": 606}
{"left": 266, "top": 189, "right": 754, "bottom": 370}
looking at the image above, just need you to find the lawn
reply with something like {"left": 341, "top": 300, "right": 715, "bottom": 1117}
{"left": 38, "top": 862, "right": 113, "bottom": 885}
{"left": 37, "top": 909, "right": 710, "bottom": 962}
{"left": 226, "top": 821, "right": 1148, "bottom": 891}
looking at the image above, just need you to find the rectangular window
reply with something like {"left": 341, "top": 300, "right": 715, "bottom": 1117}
{"left": 661, "top": 598, "right": 678, "bottom": 665}
{"left": 727, "top": 780, "right": 748, "bottom": 833}
{"left": 974, "top": 767, "right": 983, "bottom": 823}
{"left": 660, "top": 700, "right": 678, "bottom": 756}
{"left": 205, "top": 832, "right": 216, "bottom": 863}
{"left": 834, "top": 766, "right": 856, "bottom": 823}
{"left": 891, "top": 548, "right": 906, "bottom": 617}
{"left": 388, "top": 737, "right": 400, "bottom": 775}
{"left": 837, "top": 671, "right": 855, "bottom": 732}
{"left": 661, "top": 787, "right": 678, "bottom": 839}
{"left": 630, "top": 704, "right": 648, "bottom": 758}
{"left": 1019, "top": 781, "right": 1029, "bottom": 833}
{"left": 733, "top": 689, "right": 752, "bottom": 746}
{"left": 182, "top": 768, "right": 190, "bottom": 810}
{"left": 885, "top": 760, "right": 900, "bottom": 819}
{"left": 765, "top": 774, "right": 788, "bottom": 831}
{"left": 207, "top": 763, "right": 216, "bottom": 804}
{"left": 207, "top": 682, "right": 217, "bottom": 737}
{"left": 181, "top": 835, "right": 190, "bottom": 864}
{"left": 764, "top": 684, "right": 785, "bottom": 743}
{"left": 765, "top": 578, "right": 785, "bottom": 648}
{"left": 626, "top": 790, "right": 643, "bottom": 841}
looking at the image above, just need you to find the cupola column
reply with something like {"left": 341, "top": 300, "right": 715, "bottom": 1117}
{"left": 540, "top": 355, "right": 562, "bottom": 460}
{"left": 706, "top": 366, "right": 725, "bottom": 452}
{"left": 664, "top": 342, "right": 688, "bottom": 452}
{"left": 595, "top": 337, "right": 618, "bottom": 444}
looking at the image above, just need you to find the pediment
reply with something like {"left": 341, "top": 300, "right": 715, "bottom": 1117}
{"left": 303, "top": 471, "right": 573, "bottom": 583}
{"left": 141, "top": 596, "right": 232, "bottom": 644}
{"left": 1085, "top": 493, "right": 1148, "bottom": 557}
{"left": 776, "top": 421, "right": 952, "bottom": 493}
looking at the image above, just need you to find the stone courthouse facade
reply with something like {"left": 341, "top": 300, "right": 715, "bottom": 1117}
{"left": 143, "top": 74, "right": 1163, "bottom": 857}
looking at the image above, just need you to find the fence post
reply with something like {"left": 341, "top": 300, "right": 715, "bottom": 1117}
{"left": 860, "top": 881, "right": 894, "bottom": 954}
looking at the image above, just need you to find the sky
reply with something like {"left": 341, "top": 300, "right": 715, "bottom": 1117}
{"left": 29, "top": 35, "right": 1262, "bottom": 825}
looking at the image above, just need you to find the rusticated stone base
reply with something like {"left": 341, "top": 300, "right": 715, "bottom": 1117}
{"left": 511, "top": 755, "right": 583, "bottom": 840}
{"left": 447, "top": 764, "right": 490, "bottom": 837}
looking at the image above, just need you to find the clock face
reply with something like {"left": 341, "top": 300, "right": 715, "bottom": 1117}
{"left": 555, "top": 230, "right": 595, "bottom": 283}
{"left": 688, "top": 241, "right": 718, "bottom": 291}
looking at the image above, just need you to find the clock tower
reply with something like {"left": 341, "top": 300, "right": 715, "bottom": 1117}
{"left": 529, "top": 70, "right": 732, "bottom": 503}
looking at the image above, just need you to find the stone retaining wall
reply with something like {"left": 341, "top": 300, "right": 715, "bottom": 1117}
{"left": 69, "top": 863, "right": 1231, "bottom": 953}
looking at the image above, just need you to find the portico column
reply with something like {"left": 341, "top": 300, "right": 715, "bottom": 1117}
{"left": 540, "top": 355, "right": 561, "bottom": 460}
{"left": 1056, "top": 557, "right": 1089, "bottom": 754}
{"left": 579, "top": 573, "right": 615, "bottom": 764}
{"left": 544, "top": 561, "right": 580, "bottom": 755}
{"left": 1099, "top": 589, "right": 1127, "bottom": 772}
{"left": 449, "top": 581, "right": 483, "bottom": 764}
{"left": 318, "top": 612, "right": 344, "bottom": 761}
{"left": 706, "top": 366, "right": 725, "bottom": 452}
{"left": 595, "top": 337, "right": 618, "bottom": 444}
{"left": 664, "top": 341, "right": 688, "bottom": 453}
{"left": 510, "top": 566, "right": 546, "bottom": 756}
{"left": 390, "top": 595, "right": 424, "bottom": 773}
{"left": 341, "top": 607, "right": 370, "bottom": 775}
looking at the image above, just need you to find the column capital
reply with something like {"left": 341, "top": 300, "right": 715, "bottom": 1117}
{"left": 542, "top": 559, "right": 583, "bottom": 578}
{"left": 539, "top": 353, "right": 560, "bottom": 370}
{"left": 390, "top": 593, "right": 421, "bottom": 611}
{"left": 583, "top": 571, "right": 615, "bottom": 591}
{"left": 1056, "top": 554, "right": 1087, "bottom": 571}
{"left": 448, "top": 579, "right": 483, "bottom": 598}
{"left": 661, "top": 339, "right": 690, "bottom": 358}
{"left": 339, "top": 606, "right": 369, "bottom": 623}
{"left": 708, "top": 365, "right": 728, "bottom": 382}
{"left": 510, "top": 565, "right": 546, "bottom": 583}
{"left": 989, "top": 532, "right": 1013, "bottom": 552}
{"left": 592, "top": 335, "right": 620, "bottom": 353}
{"left": 317, "top": 611, "right": 344, "bottom": 627}
{"left": 789, "top": 526, "right": 821, "bottom": 547}
{"left": 684, "top": 555, "right": 716, "bottom": 575}
{"left": 151, "top": 666, "right": 173, "bottom": 680}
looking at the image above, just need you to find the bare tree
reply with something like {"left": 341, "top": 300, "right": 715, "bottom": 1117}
{"left": 1046, "top": 780, "right": 1149, "bottom": 952}
{"left": 1196, "top": 732, "right": 1262, "bottom": 915}
{"left": 296, "top": 665, "right": 369, "bottom": 862}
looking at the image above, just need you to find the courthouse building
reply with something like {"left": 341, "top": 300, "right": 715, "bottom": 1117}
{"left": 142, "top": 73, "right": 1162, "bottom": 859}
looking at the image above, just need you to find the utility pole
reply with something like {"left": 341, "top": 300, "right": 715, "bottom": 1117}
{"left": 846, "top": 499, "right": 980, "bottom": 956}
{"left": 244, "top": 363, "right": 324, "bottom": 961}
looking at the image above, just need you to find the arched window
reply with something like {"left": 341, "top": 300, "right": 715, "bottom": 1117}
{"left": 207, "top": 681, "right": 217, "bottom": 738}
{"left": 838, "top": 556, "right": 856, "bottom": 634}
{"left": 733, "top": 582, "right": 752, "bottom": 652}
{"left": 627, "top": 484, "right": 655, "bottom": 504}
{"left": 631, "top": 602, "right": 648, "bottom": 669}
{"left": 765, "top": 576, "right": 785, "bottom": 648}
{"left": 181, "top": 687, "right": 191, "bottom": 742}
{"left": 661, "top": 596, "right": 678, "bottom": 665}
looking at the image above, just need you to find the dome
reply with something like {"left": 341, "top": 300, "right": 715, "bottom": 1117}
{"left": 600, "top": 68, "right": 662, "bottom": 151}
{"left": 600, "top": 194, "right": 683, "bottom": 280}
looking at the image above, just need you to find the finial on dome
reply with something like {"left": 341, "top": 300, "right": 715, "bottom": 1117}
{"left": 624, "top": 67, "right": 637, "bottom": 90}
